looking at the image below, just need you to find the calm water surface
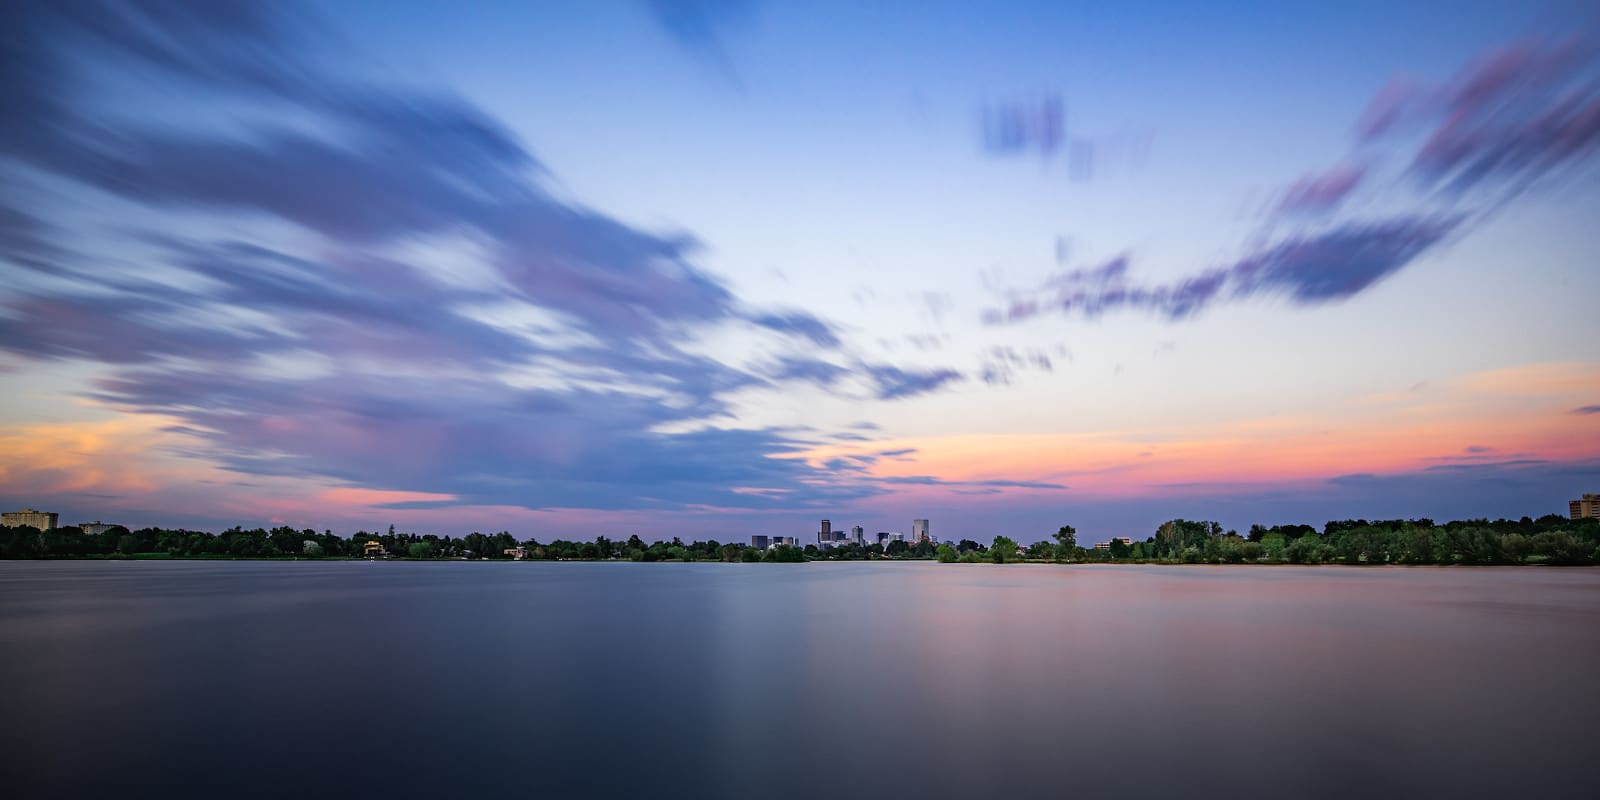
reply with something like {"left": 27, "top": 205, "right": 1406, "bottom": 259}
{"left": 1, "top": 562, "right": 1596, "bottom": 798}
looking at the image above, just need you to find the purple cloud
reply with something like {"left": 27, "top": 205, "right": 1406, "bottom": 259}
{"left": 1573, "top": 405, "right": 1600, "bottom": 415}
{"left": 1228, "top": 216, "right": 1459, "bottom": 302}
{"left": 978, "top": 345, "right": 1054, "bottom": 385}
{"left": 986, "top": 216, "right": 1459, "bottom": 323}
{"left": 1277, "top": 165, "right": 1366, "bottom": 214}
{"left": 980, "top": 95, "right": 1063, "bottom": 157}
{"left": 862, "top": 364, "right": 963, "bottom": 400}
{"left": 764, "top": 356, "right": 850, "bottom": 385}
{"left": 748, "top": 312, "right": 841, "bottom": 348}
{"left": 0, "top": 1, "right": 956, "bottom": 514}
{"left": 1359, "top": 38, "right": 1600, "bottom": 194}
{"left": 982, "top": 38, "right": 1598, "bottom": 330}
{"left": 757, "top": 356, "right": 964, "bottom": 401}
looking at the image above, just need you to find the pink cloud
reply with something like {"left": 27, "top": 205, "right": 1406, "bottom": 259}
{"left": 1277, "top": 164, "right": 1366, "bottom": 214}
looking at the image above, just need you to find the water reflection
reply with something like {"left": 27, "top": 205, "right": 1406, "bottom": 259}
{"left": 0, "top": 562, "right": 1596, "bottom": 798}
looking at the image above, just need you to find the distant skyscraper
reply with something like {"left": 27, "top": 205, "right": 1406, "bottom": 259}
{"left": 2, "top": 508, "right": 58, "bottom": 530}
{"left": 819, "top": 519, "right": 832, "bottom": 545}
{"left": 913, "top": 519, "right": 929, "bottom": 544}
{"left": 1572, "top": 494, "right": 1600, "bottom": 519}
{"left": 751, "top": 535, "right": 770, "bottom": 550}
{"left": 851, "top": 525, "right": 864, "bottom": 545}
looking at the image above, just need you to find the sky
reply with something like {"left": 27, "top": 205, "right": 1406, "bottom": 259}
{"left": 2, "top": 0, "right": 1598, "bottom": 544}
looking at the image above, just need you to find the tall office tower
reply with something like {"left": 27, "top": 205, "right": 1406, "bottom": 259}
{"left": 912, "top": 519, "right": 929, "bottom": 544}
{"left": 751, "top": 535, "right": 770, "bottom": 550}
{"left": 851, "top": 525, "right": 864, "bottom": 544}
{"left": 819, "top": 519, "right": 832, "bottom": 545}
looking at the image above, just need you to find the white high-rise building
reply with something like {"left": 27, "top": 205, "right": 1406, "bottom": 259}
{"left": 2, "top": 508, "right": 58, "bottom": 530}
{"left": 912, "top": 519, "right": 929, "bottom": 544}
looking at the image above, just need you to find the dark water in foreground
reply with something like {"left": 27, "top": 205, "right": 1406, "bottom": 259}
{"left": 1, "top": 562, "right": 1596, "bottom": 799}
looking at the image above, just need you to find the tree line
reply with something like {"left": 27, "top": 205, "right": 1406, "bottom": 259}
{"left": 0, "top": 523, "right": 808, "bottom": 562}
{"left": 974, "top": 516, "right": 1600, "bottom": 566}
{"left": 1, "top": 514, "right": 1595, "bottom": 564}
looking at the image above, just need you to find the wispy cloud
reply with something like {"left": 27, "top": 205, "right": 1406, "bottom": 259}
{"left": 984, "top": 35, "right": 1597, "bottom": 327}
{"left": 642, "top": 0, "right": 754, "bottom": 80}
{"left": 862, "top": 363, "right": 964, "bottom": 400}
{"left": 0, "top": 1, "right": 956, "bottom": 514}
{"left": 1359, "top": 38, "right": 1600, "bottom": 196}
{"left": 985, "top": 216, "right": 1459, "bottom": 323}
{"left": 1277, "top": 164, "right": 1367, "bottom": 215}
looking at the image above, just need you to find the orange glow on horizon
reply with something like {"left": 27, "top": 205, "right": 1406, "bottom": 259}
{"left": 790, "top": 362, "right": 1600, "bottom": 498}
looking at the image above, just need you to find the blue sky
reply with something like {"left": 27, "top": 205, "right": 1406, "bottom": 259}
{"left": 2, "top": 0, "right": 1597, "bottom": 542}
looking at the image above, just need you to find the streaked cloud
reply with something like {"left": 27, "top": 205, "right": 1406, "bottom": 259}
{"left": 1359, "top": 38, "right": 1600, "bottom": 195}
{"left": 986, "top": 35, "right": 1598, "bottom": 327}
{"left": 985, "top": 216, "right": 1459, "bottom": 323}
{"left": 1277, "top": 165, "right": 1367, "bottom": 215}
{"left": 0, "top": 0, "right": 959, "bottom": 516}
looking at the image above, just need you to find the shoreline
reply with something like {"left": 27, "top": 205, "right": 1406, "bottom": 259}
{"left": 3, "top": 555, "right": 1594, "bottom": 568}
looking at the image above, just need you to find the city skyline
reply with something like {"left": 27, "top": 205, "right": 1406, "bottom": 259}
{"left": 2, "top": 1, "right": 1599, "bottom": 541}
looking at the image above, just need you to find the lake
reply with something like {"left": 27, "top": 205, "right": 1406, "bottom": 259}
{"left": 1, "top": 561, "right": 1596, "bottom": 798}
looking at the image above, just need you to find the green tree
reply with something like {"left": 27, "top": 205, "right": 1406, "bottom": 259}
{"left": 1261, "top": 533, "right": 1286, "bottom": 562}
{"left": 1054, "top": 525, "right": 1077, "bottom": 550}
{"left": 408, "top": 541, "right": 434, "bottom": 559}
{"left": 990, "top": 536, "right": 1019, "bottom": 564}
{"left": 302, "top": 540, "right": 323, "bottom": 556}
{"left": 936, "top": 543, "right": 957, "bottom": 563}
{"left": 765, "top": 544, "right": 805, "bottom": 563}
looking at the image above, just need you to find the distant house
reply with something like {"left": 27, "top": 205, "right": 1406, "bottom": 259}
{"left": 504, "top": 547, "right": 528, "bottom": 560}
{"left": 363, "top": 540, "right": 386, "bottom": 558}
{"left": 1093, "top": 537, "right": 1134, "bottom": 551}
